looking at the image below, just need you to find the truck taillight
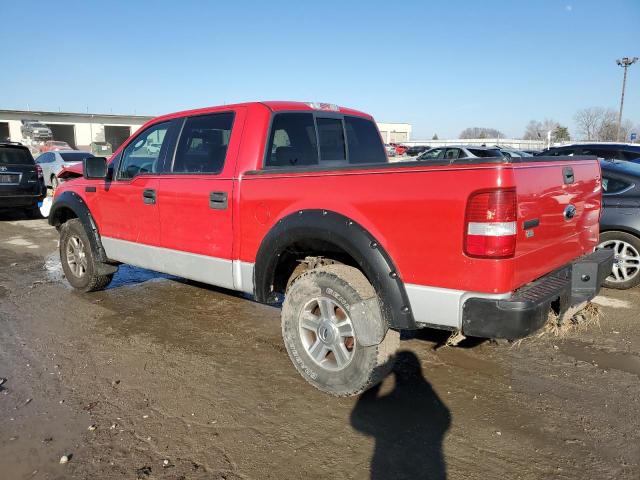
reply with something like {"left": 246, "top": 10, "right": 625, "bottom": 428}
{"left": 464, "top": 189, "right": 517, "bottom": 258}
{"left": 35, "top": 164, "right": 43, "bottom": 179}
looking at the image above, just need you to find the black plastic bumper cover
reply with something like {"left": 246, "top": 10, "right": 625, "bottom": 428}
{"left": 462, "top": 249, "right": 614, "bottom": 340}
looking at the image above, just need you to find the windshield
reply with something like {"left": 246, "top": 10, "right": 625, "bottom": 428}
{"left": 32, "top": 123, "right": 47, "bottom": 128}
{"left": 469, "top": 148, "right": 503, "bottom": 158}
{"left": 60, "top": 152, "right": 94, "bottom": 162}
{"left": 0, "top": 147, "right": 35, "bottom": 165}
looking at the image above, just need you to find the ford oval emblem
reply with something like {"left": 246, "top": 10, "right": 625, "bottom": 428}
{"left": 564, "top": 204, "right": 577, "bottom": 220}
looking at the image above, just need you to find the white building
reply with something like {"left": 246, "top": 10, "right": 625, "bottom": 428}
{"left": 0, "top": 109, "right": 151, "bottom": 151}
{"left": 376, "top": 122, "right": 412, "bottom": 143}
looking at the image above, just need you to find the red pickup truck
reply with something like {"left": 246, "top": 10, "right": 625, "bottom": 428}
{"left": 50, "top": 101, "right": 613, "bottom": 396}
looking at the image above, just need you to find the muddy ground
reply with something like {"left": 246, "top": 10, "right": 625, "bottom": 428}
{"left": 0, "top": 212, "right": 639, "bottom": 480}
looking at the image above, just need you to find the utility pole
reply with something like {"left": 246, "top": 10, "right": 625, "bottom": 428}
{"left": 616, "top": 57, "right": 638, "bottom": 142}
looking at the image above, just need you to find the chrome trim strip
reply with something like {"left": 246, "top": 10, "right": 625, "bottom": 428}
{"left": 405, "top": 283, "right": 511, "bottom": 328}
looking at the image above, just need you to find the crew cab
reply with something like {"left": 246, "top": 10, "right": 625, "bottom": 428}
{"left": 49, "top": 101, "right": 613, "bottom": 396}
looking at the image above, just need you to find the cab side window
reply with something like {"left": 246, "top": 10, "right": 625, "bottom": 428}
{"left": 119, "top": 122, "right": 170, "bottom": 179}
{"left": 172, "top": 113, "right": 234, "bottom": 174}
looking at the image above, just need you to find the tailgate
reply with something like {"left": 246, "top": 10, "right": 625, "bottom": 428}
{"left": 511, "top": 157, "right": 601, "bottom": 288}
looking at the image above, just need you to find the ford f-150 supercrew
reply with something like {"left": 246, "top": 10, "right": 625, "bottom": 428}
{"left": 49, "top": 101, "right": 613, "bottom": 396}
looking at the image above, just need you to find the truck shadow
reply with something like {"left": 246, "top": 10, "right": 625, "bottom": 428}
{"left": 351, "top": 351, "right": 451, "bottom": 480}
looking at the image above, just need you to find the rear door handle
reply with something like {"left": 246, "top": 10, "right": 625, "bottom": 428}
{"left": 143, "top": 189, "right": 156, "bottom": 205}
{"left": 209, "top": 191, "right": 228, "bottom": 210}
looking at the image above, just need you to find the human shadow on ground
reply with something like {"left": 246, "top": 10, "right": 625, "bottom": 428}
{"left": 351, "top": 351, "right": 451, "bottom": 480}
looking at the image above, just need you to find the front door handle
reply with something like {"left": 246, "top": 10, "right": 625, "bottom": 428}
{"left": 143, "top": 189, "right": 156, "bottom": 205}
{"left": 209, "top": 191, "right": 228, "bottom": 210}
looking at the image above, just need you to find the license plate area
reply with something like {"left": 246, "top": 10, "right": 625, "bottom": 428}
{"left": 0, "top": 173, "right": 20, "bottom": 184}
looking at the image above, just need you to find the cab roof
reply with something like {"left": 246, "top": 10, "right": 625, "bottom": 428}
{"left": 151, "top": 101, "right": 373, "bottom": 125}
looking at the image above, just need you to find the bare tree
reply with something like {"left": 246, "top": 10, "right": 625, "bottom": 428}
{"left": 459, "top": 127, "right": 505, "bottom": 139}
{"left": 523, "top": 119, "right": 561, "bottom": 140}
{"left": 574, "top": 107, "right": 604, "bottom": 140}
{"left": 597, "top": 109, "right": 619, "bottom": 141}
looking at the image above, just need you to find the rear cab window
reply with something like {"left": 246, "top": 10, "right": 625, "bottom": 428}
{"left": 468, "top": 148, "right": 502, "bottom": 158}
{"left": 60, "top": 152, "right": 94, "bottom": 162}
{"left": 264, "top": 112, "right": 387, "bottom": 168}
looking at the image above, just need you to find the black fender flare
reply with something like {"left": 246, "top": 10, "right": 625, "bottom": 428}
{"left": 49, "top": 191, "right": 112, "bottom": 266}
{"left": 254, "top": 209, "right": 416, "bottom": 330}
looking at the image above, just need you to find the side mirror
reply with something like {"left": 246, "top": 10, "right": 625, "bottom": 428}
{"left": 84, "top": 156, "right": 108, "bottom": 179}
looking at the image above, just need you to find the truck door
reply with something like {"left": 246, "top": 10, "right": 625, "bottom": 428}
{"left": 156, "top": 109, "right": 244, "bottom": 289}
{"left": 90, "top": 120, "right": 176, "bottom": 249}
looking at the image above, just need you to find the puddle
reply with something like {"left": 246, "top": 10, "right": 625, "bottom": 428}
{"left": 107, "top": 264, "right": 175, "bottom": 289}
{"left": 43, "top": 253, "right": 174, "bottom": 288}
{"left": 560, "top": 340, "right": 640, "bottom": 378}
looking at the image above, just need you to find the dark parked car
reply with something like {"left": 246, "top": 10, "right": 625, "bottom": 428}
{"left": 540, "top": 143, "right": 640, "bottom": 163}
{"left": 405, "top": 145, "right": 430, "bottom": 157}
{"left": 598, "top": 159, "right": 640, "bottom": 289}
{"left": 0, "top": 142, "right": 47, "bottom": 217}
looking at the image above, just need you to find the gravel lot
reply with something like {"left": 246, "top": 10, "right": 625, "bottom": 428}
{"left": 1, "top": 212, "right": 639, "bottom": 479}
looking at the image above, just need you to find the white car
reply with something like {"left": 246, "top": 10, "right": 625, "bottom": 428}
{"left": 35, "top": 150, "right": 94, "bottom": 189}
{"left": 384, "top": 144, "right": 396, "bottom": 157}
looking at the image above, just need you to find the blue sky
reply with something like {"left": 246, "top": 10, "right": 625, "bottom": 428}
{"left": 1, "top": 0, "right": 639, "bottom": 139}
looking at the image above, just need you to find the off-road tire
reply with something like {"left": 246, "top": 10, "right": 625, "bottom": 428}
{"left": 598, "top": 231, "right": 640, "bottom": 290}
{"left": 281, "top": 264, "right": 400, "bottom": 396}
{"left": 59, "top": 218, "right": 113, "bottom": 292}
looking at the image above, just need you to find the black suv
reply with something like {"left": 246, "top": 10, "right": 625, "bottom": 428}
{"left": 0, "top": 143, "right": 46, "bottom": 216}
{"left": 539, "top": 143, "right": 640, "bottom": 162}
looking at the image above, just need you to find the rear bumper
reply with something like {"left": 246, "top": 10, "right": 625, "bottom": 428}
{"left": 0, "top": 193, "right": 46, "bottom": 207}
{"left": 461, "top": 249, "right": 614, "bottom": 340}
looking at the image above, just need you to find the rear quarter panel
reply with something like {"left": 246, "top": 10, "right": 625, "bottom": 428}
{"left": 238, "top": 159, "right": 601, "bottom": 295}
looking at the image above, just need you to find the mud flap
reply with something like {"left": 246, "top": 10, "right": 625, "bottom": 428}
{"left": 349, "top": 297, "right": 387, "bottom": 347}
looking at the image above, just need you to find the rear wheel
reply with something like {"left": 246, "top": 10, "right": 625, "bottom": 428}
{"left": 60, "top": 219, "right": 113, "bottom": 292}
{"left": 597, "top": 231, "right": 640, "bottom": 289}
{"left": 281, "top": 264, "right": 399, "bottom": 396}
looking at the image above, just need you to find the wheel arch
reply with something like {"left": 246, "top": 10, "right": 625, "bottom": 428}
{"left": 49, "top": 191, "right": 109, "bottom": 263}
{"left": 253, "top": 209, "right": 416, "bottom": 330}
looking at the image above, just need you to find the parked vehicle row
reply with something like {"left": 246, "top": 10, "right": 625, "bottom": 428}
{"left": 49, "top": 101, "right": 612, "bottom": 397}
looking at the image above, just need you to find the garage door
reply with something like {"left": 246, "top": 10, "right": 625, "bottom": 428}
{"left": 49, "top": 124, "right": 76, "bottom": 148}
{"left": 0, "top": 122, "right": 9, "bottom": 141}
{"left": 104, "top": 126, "right": 131, "bottom": 151}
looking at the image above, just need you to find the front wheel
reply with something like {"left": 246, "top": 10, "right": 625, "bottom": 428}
{"left": 597, "top": 231, "right": 640, "bottom": 289}
{"left": 60, "top": 218, "right": 113, "bottom": 292}
{"left": 281, "top": 264, "right": 399, "bottom": 396}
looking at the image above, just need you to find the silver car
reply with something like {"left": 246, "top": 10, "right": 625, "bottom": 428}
{"left": 416, "top": 145, "right": 504, "bottom": 161}
{"left": 35, "top": 150, "right": 94, "bottom": 189}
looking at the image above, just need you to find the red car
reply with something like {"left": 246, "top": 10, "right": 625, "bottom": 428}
{"left": 40, "top": 141, "right": 73, "bottom": 152}
{"left": 389, "top": 142, "right": 407, "bottom": 155}
{"left": 50, "top": 101, "right": 612, "bottom": 396}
